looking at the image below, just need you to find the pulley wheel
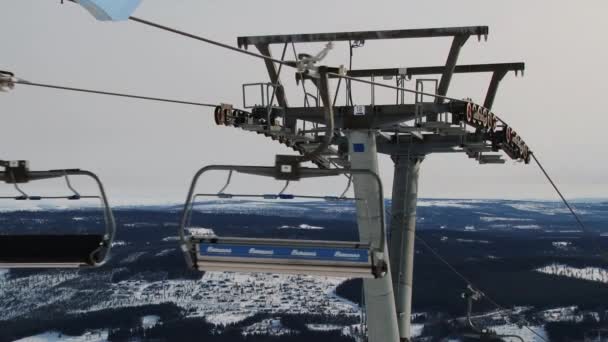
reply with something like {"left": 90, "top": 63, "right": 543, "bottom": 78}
{"left": 214, "top": 106, "right": 222, "bottom": 125}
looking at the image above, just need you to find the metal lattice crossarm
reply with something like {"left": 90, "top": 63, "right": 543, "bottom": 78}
{"left": 230, "top": 26, "right": 533, "bottom": 169}
{"left": 219, "top": 94, "right": 531, "bottom": 165}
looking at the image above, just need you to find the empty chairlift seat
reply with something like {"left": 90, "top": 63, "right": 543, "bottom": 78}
{"left": 195, "top": 237, "right": 376, "bottom": 278}
{"left": 0, "top": 160, "right": 116, "bottom": 268}
{"left": 0, "top": 235, "right": 107, "bottom": 268}
{"left": 178, "top": 164, "right": 388, "bottom": 279}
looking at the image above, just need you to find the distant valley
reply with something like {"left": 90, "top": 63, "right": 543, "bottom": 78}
{"left": 1, "top": 199, "right": 607, "bottom": 341}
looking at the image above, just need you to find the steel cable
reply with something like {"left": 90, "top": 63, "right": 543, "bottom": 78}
{"left": 14, "top": 80, "right": 217, "bottom": 107}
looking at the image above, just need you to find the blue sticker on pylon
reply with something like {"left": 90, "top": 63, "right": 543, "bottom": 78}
{"left": 76, "top": 0, "right": 142, "bottom": 22}
{"left": 353, "top": 143, "right": 365, "bottom": 153}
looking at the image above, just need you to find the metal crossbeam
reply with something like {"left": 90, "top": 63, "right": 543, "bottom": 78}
{"left": 405, "top": 62, "right": 525, "bottom": 77}
{"left": 283, "top": 103, "right": 462, "bottom": 127}
{"left": 238, "top": 26, "right": 488, "bottom": 48}
{"left": 322, "top": 63, "right": 523, "bottom": 79}
{"left": 377, "top": 134, "right": 489, "bottom": 155}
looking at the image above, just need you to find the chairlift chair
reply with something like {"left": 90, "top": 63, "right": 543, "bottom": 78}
{"left": 461, "top": 285, "right": 525, "bottom": 342}
{"left": 0, "top": 160, "right": 116, "bottom": 268}
{"left": 178, "top": 163, "right": 388, "bottom": 279}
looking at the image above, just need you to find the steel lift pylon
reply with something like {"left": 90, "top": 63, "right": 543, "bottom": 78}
{"left": 223, "top": 26, "right": 530, "bottom": 342}
{"left": 0, "top": 4, "right": 558, "bottom": 340}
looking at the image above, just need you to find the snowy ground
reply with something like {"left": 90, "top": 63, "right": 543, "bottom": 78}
{"left": 536, "top": 264, "right": 608, "bottom": 284}
{"left": 141, "top": 315, "right": 160, "bottom": 329}
{"left": 63, "top": 272, "right": 359, "bottom": 326}
{"left": 0, "top": 267, "right": 358, "bottom": 330}
{"left": 417, "top": 199, "right": 483, "bottom": 209}
{"left": 14, "top": 330, "right": 108, "bottom": 342}
{"left": 488, "top": 324, "right": 548, "bottom": 342}
{"left": 278, "top": 223, "right": 324, "bottom": 230}
{"left": 243, "top": 317, "right": 294, "bottom": 336}
{"left": 0, "top": 271, "right": 82, "bottom": 320}
{"left": 411, "top": 323, "right": 424, "bottom": 338}
{"left": 307, "top": 324, "right": 343, "bottom": 331}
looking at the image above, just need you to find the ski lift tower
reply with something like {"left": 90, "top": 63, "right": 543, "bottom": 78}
{"left": 223, "top": 26, "right": 530, "bottom": 342}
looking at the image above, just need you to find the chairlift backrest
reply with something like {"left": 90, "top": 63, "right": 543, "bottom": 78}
{"left": 178, "top": 164, "right": 388, "bottom": 278}
{"left": 0, "top": 165, "right": 116, "bottom": 268}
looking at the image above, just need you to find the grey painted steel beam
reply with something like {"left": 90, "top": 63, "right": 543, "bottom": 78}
{"left": 377, "top": 134, "right": 488, "bottom": 156}
{"left": 314, "top": 63, "right": 523, "bottom": 114}
{"left": 405, "top": 62, "right": 524, "bottom": 78}
{"left": 430, "top": 35, "right": 469, "bottom": 121}
{"left": 283, "top": 103, "right": 462, "bottom": 128}
{"left": 389, "top": 155, "right": 423, "bottom": 341}
{"left": 316, "top": 62, "right": 524, "bottom": 79}
{"left": 255, "top": 44, "right": 298, "bottom": 131}
{"left": 255, "top": 44, "right": 289, "bottom": 109}
{"left": 436, "top": 35, "right": 470, "bottom": 99}
{"left": 347, "top": 130, "right": 400, "bottom": 342}
{"left": 483, "top": 70, "right": 508, "bottom": 110}
{"left": 238, "top": 26, "right": 488, "bottom": 48}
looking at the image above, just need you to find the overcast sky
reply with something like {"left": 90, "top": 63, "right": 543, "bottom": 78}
{"left": 1, "top": 0, "right": 607, "bottom": 204}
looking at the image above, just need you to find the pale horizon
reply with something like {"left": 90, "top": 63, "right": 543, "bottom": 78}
{"left": 1, "top": 0, "right": 606, "bottom": 203}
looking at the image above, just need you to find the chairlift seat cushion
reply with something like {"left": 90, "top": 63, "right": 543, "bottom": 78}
{"left": 0, "top": 235, "right": 104, "bottom": 266}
